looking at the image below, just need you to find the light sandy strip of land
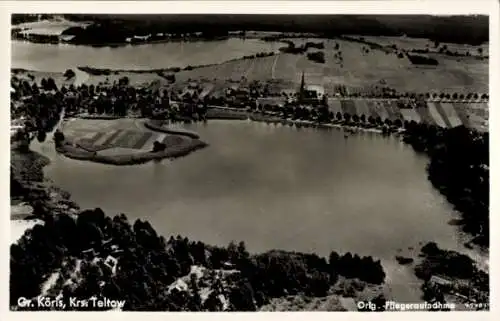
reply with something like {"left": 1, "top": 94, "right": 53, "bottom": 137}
{"left": 78, "top": 131, "right": 99, "bottom": 141}
{"left": 400, "top": 108, "right": 421, "bottom": 123}
{"left": 106, "top": 130, "right": 128, "bottom": 146}
{"left": 439, "top": 103, "right": 463, "bottom": 127}
{"left": 426, "top": 102, "right": 448, "bottom": 128}
{"left": 93, "top": 129, "right": 119, "bottom": 146}
{"left": 353, "top": 100, "right": 371, "bottom": 117}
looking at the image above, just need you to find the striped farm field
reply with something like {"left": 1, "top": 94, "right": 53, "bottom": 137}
{"left": 340, "top": 99, "right": 357, "bottom": 115}
{"left": 437, "top": 103, "right": 463, "bottom": 127}
{"left": 327, "top": 99, "right": 343, "bottom": 115}
{"left": 353, "top": 100, "right": 371, "bottom": 118}
{"left": 429, "top": 102, "right": 462, "bottom": 128}
{"left": 61, "top": 118, "right": 200, "bottom": 153}
{"left": 101, "top": 129, "right": 125, "bottom": 146}
{"left": 112, "top": 130, "right": 147, "bottom": 149}
{"left": 369, "top": 101, "right": 390, "bottom": 120}
{"left": 133, "top": 131, "right": 153, "bottom": 149}
{"left": 383, "top": 100, "right": 403, "bottom": 121}
{"left": 414, "top": 101, "right": 436, "bottom": 125}
{"left": 452, "top": 103, "right": 473, "bottom": 128}
{"left": 366, "top": 101, "right": 380, "bottom": 120}
{"left": 426, "top": 102, "right": 448, "bottom": 128}
{"left": 86, "top": 132, "right": 105, "bottom": 145}
{"left": 400, "top": 108, "right": 421, "bottom": 123}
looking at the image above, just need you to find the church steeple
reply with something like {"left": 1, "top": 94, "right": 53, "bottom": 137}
{"left": 300, "top": 71, "right": 305, "bottom": 93}
{"left": 299, "top": 71, "right": 305, "bottom": 102}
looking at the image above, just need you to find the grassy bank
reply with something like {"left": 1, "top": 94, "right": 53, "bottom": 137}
{"left": 144, "top": 120, "right": 201, "bottom": 139}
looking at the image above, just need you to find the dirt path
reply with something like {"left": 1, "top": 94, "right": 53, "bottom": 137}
{"left": 271, "top": 54, "right": 280, "bottom": 79}
{"left": 243, "top": 58, "right": 256, "bottom": 79}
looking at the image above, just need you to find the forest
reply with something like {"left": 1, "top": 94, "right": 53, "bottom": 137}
{"left": 11, "top": 14, "right": 488, "bottom": 46}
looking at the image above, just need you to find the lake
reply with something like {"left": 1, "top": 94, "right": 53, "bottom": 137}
{"left": 11, "top": 39, "right": 284, "bottom": 72}
{"left": 31, "top": 119, "right": 485, "bottom": 301}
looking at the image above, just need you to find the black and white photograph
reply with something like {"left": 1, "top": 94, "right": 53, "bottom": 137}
{"left": 5, "top": 0, "right": 495, "bottom": 315}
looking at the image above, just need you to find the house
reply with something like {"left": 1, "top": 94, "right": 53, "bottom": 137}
{"left": 429, "top": 275, "right": 454, "bottom": 288}
{"left": 133, "top": 34, "right": 151, "bottom": 42}
{"left": 104, "top": 255, "right": 119, "bottom": 274}
{"left": 59, "top": 35, "right": 75, "bottom": 42}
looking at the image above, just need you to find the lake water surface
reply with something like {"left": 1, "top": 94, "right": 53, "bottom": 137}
{"left": 12, "top": 39, "right": 284, "bottom": 71}
{"left": 31, "top": 120, "right": 484, "bottom": 301}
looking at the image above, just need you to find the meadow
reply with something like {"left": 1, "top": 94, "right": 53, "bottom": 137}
{"left": 173, "top": 38, "right": 489, "bottom": 95}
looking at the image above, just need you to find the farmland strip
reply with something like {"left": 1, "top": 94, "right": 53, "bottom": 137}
{"left": 101, "top": 129, "right": 124, "bottom": 146}
{"left": 371, "top": 101, "right": 390, "bottom": 120}
{"left": 439, "top": 103, "right": 463, "bottom": 127}
{"left": 413, "top": 101, "right": 435, "bottom": 125}
{"left": 94, "top": 130, "right": 118, "bottom": 146}
{"left": 432, "top": 102, "right": 453, "bottom": 128}
{"left": 340, "top": 99, "right": 357, "bottom": 115}
{"left": 86, "top": 132, "right": 104, "bottom": 145}
{"left": 328, "top": 99, "right": 343, "bottom": 115}
{"left": 133, "top": 131, "right": 153, "bottom": 149}
{"left": 400, "top": 108, "right": 421, "bottom": 123}
{"left": 452, "top": 103, "right": 471, "bottom": 127}
{"left": 427, "top": 102, "right": 448, "bottom": 128}
{"left": 366, "top": 101, "right": 380, "bottom": 119}
{"left": 114, "top": 130, "right": 135, "bottom": 148}
{"left": 143, "top": 133, "right": 160, "bottom": 151}
{"left": 354, "top": 100, "right": 371, "bottom": 118}
{"left": 126, "top": 132, "right": 147, "bottom": 148}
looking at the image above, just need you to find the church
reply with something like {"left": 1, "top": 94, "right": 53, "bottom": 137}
{"left": 297, "top": 71, "right": 326, "bottom": 106}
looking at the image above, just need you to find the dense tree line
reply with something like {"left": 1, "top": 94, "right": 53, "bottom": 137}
{"left": 279, "top": 41, "right": 325, "bottom": 55}
{"left": 11, "top": 207, "right": 386, "bottom": 311}
{"left": 59, "top": 14, "right": 488, "bottom": 46}
{"left": 307, "top": 51, "right": 325, "bottom": 63}
{"left": 11, "top": 76, "right": 63, "bottom": 145}
{"left": 415, "top": 242, "right": 477, "bottom": 280}
{"left": 403, "top": 124, "right": 489, "bottom": 246}
{"left": 406, "top": 53, "right": 439, "bottom": 66}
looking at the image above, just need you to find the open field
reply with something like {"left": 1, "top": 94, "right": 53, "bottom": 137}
{"left": 61, "top": 118, "right": 191, "bottom": 152}
{"left": 359, "top": 35, "right": 489, "bottom": 56}
{"left": 173, "top": 38, "right": 488, "bottom": 94}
